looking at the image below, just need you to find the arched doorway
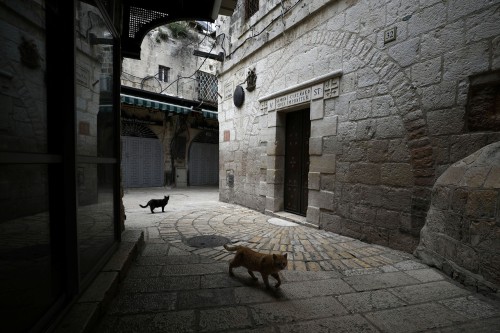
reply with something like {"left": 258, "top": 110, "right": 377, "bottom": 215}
{"left": 188, "top": 131, "right": 218, "bottom": 186}
{"left": 121, "top": 122, "right": 164, "bottom": 187}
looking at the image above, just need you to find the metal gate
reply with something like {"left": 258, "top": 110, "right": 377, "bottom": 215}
{"left": 121, "top": 136, "right": 164, "bottom": 188}
{"left": 189, "top": 142, "right": 218, "bottom": 185}
{"left": 284, "top": 109, "right": 310, "bottom": 216}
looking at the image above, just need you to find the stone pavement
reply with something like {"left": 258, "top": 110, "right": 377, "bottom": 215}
{"left": 92, "top": 187, "right": 500, "bottom": 332}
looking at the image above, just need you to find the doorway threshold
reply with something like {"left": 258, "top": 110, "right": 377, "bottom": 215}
{"left": 265, "top": 210, "right": 319, "bottom": 229}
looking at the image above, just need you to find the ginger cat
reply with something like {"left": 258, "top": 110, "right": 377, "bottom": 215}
{"left": 224, "top": 244, "right": 288, "bottom": 289}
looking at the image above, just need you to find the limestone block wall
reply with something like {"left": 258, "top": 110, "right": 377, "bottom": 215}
{"left": 217, "top": 0, "right": 500, "bottom": 252}
{"left": 121, "top": 24, "right": 218, "bottom": 101}
{"left": 415, "top": 142, "right": 500, "bottom": 291}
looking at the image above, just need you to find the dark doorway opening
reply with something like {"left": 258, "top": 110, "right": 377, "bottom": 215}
{"left": 284, "top": 109, "right": 310, "bottom": 216}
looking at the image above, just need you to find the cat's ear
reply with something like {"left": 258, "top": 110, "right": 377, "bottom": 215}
{"left": 283, "top": 253, "right": 287, "bottom": 259}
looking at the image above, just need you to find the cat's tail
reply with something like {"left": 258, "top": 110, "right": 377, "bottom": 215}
{"left": 139, "top": 204, "right": 149, "bottom": 208}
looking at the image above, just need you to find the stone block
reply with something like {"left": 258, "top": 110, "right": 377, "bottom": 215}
{"left": 427, "top": 108, "right": 465, "bottom": 135}
{"left": 411, "top": 56, "right": 441, "bottom": 87}
{"left": 258, "top": 181, "right": 267, "bottom": 196}
{"left": 323, "top": 136, "right": 342, "bottom": 155}
{"left": 266, "top": 169, "right": 283, "bottom": 184}
{"left": 307, "top": 206, "right": 320, "bottom": 225}
{"left": 348, "top": 98, "right": 371, "bottom": 120}
{"left": 309, "top": 137, "right": 323, "bottom": 155}
{"left": 466, "top": 190, "right": 497, "bottom": 219}
{"left": 443, "top": 41, "right": 490, "bottom": 82}
{"left": 308, "top": 172, "right": 320, "bottom": 190}
{"left": 376, "top": 116, "right": 405, "bottom": 139}
{"left": 460, "top": 166, "right": 492, "bottom": 188}
{"left": 355, "top": 119, "right": 376, "bottom": 141}
{"left": 267, "top": 155, "right": 284, "bottom": 170}
{"left": 343, "top": 272, "right": 420, "bottom": 292}
{"left": 372, "top": 95, "right": 395, "bottom": 118}
{"left": 337, "top": 290, "right": 406, "bottom": 313}
{"left": 351, "top": 204, "right": 376, "bottom": 223}
{"left": 310, "top": 98, "right": 324, "bottom": 120}
{"left": 347, "top": 163, "right": 380, "bottom": 185}
{"left": 278, "top": 314, "right": 380, "bottom": 333}
{"left": 311, "top": 115, "right": 338, "bottom": 137}
{"left": 266, "top": 183, "right": 283, "bottom": 198}
{"left": 319, "top": 190, "right": 335, "bottom": 210}
{"left": 389, "top": 281, "right": 469, "bottom": 304}
{"left": 388, "top": 37, "right": 420, "bottom": 68}
{"left": 431, "top": 185, "right": 451, "bottom": 210}
{"left": 310, "top": 154, "right": 336, "bottom": 174}
{"left": 380, "top": 163, "right": 413, "bottom": 187}
{"left": 250, "top": 296, "right": 348, "bottom": 325}
{"left": 266, "top": 139, "right": 285, "bottom": 156}
{"left": 409, "top": 2, "right": 447, "bottom": 36}
{"left": 365, "top": 303, "right": 465, "bottom": 333}
{"left": 388, "top": 139, "right": 411, "bottom": 162}
{"left": 199, "top": 306, "right": 251, "bottom": 331}
{"left": 357, "top": 66, "right": 379, "bottom": 88}
{"left": 265, "top": 196, "right": 282, "bottom": 212}
{"left": 320, "top": 173, "right": 336, "bottom": 191}
{"left": 319, "top": 212, "right": 343, "bottom": 231}
{"left": 375, "top": 208, "right": 401, "bottom": 229}
{"left": 484, "top": 166, "right": 500, "bottom": 188}
{"left": 437, "top": 165, "right": 466, "bottom": 186}
{"left": 421, "top": 81, "right": 457, "bottom": 111}
{"left": 308, "top": 189, "right": 321, "bottom": 207}
{"left": 448, "top": 0, "right": 496, "bottom": 21}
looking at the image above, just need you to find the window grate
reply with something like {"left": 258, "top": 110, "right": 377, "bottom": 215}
{"left": 196, "top": 71, "right": 218, "bottom": 106}
{"left": 245, "top": 0, "right": 259, "bottom": 20}
{"left": 128, "top": 6, "right": 169, "bottom": 38}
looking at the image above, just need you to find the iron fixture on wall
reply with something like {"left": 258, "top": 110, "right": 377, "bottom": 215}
{"left": 245, "top": 68, "right": 256, "bottom": 91}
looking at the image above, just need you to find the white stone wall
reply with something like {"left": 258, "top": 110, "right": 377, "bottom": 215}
{"left": 121, "top": 23, "right": 218, "bottom": 101}
{"left": 217, "top": 0, "right": 500, "bottom": 252}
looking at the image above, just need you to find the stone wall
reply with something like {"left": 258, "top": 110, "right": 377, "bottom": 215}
{"left": 217, "top": 0, "right": 500, "bottom": 252}
{"left": 415, "top": 142, "right": 500, "bottom": 292}
{"left": 121, "top": 23, "right": 218, "bottom": 101}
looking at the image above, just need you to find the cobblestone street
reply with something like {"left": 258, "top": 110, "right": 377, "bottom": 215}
{"left": 91, "top": 187, "right": 500, "bottom": 332}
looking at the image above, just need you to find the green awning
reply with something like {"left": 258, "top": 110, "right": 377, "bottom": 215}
{"left": 120, "top": 94, "right": 218, "bottom": 119}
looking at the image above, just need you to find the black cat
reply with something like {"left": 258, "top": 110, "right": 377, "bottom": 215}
{"left": 139, "top": 195, "right": 169, "bottom": 213}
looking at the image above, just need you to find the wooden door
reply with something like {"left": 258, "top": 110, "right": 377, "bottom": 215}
{"left": 284, "top": 109, "right": 310, "bottom": 216}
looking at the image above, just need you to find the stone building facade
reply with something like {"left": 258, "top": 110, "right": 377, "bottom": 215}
{"left": 216, "top": 0, "right": 500, "bottom": 261}
{"left": 120, "top": 22, "right": 220, "bottom": 187}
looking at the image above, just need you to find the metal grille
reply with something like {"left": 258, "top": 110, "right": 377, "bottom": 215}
{"left": 245, "top": 0, "right": 259, "bottom": 20}
{"left": 128, "top": 6, "right": 169, "bottom": 38}
{"left": 121, "top": 122, "right": 158, "bottom": 138}
{"left": 197, "top": 71, "right": 218, "bottom": 106}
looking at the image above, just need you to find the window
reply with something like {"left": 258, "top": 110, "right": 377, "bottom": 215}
{"left": 196, "top": 70, "right": 218, "bottom": 106}
{"left": 158, "top": 65, "right": 170, "bottom": 82}
{"left": 467, "top": 71, "right": 500, "bottom": 131}
{"left": 245, "top": 0, "right": 259, "bottom": 20}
